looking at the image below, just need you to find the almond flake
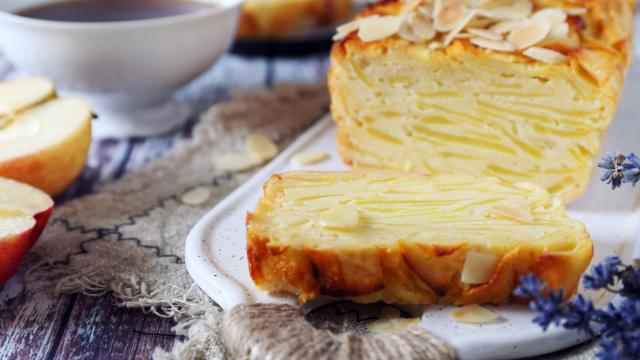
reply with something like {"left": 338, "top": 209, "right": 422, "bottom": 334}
{"left": 290, "top": 151, "right": 329, "bottom": 166}
{"left": 367, "top": 318, "right": 420, "bottom": 333}
{"left": 523, "top": 46, "right": 568, "bottom": 63}
{"left": 358, "top": 15, "right": 403, "bottom": 42}
{"left": 433, "top": 0, "right": 467, "bottom": 32}
{"left": 476, "top": 0, "right": 511, "bottom": 9}
{"left": 444, "top": 9, "right": 477, "bottom": 46}
{"left": 180, "top": 186, "right": 211, "bottom": 206}
{"left": 477, "top": 0, "right": 532, "bottom": 20}
{"left": 417, "top": 4, "right": 434, "bottom": 18}
{"left": 213, "top": 153, "right": 262, "bottom": 172}
{"left": 245, "top": 134, "right": 278, "bottom": 162}
{"left": 319, "top": 205, "right": 360, "bottom": 229}
{"left": 428, "top": 41, "right": 444, "bottom": 49}
{"left": 487, "top": 204, "right": 534, "bottom": 223}
{"left": 0, "top": 112, "right": 13, "bottom": 129}
{"left": 333, "top": 19, "right": 361, "bottom": 41}
{"left": 467, "top": 28, "right": 502, "bottom": 41}
{"left": 399, "top": 20, "right": 422, "bottom": 41}
{"left": 489, "top": 20, "right": 520, "bottom": 34}
{"left": 461, "top": 251, "right": 500, "bottom": 284}
{"left": 455, "top": 33, "right": 474, "bottom": 39}
{"left": 564, "top": 7, "right": 587, "bottom": 16}
{"left": 549, "top": 22, "right": 569, "bottom": 39}
{"left": 408, "top": 12, "right": 436, "bottom": 40}
{"left": 507, "top": 20, "right": 551, "bottom": 49}
{"left": 531, "top": 8, "right": 567, "bottom": 27}
{"left": 470, "top": 37, "right": 515, "bottom": 51}
{"left": 465, "top": 17, "right": 495, "bottom": 29}
{"left": 450, "top": 305, "right": 500, "bottom": 324}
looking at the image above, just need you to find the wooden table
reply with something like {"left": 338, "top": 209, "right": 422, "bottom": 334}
{"left": 0, "top": 54, "right": 329, "bottom": 359}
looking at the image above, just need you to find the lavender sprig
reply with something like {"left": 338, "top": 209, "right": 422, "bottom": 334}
{"left": 599, "top": 152, "right": 640, "bottom": 189}
{"left": 514, "top": 257, "right": 640, "bottom": 360}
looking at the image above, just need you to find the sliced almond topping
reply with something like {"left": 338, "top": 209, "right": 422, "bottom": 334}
{"left": 523, "top": 47, "right": 568, "bottom": 63}
{"left": 444, "top": 9, "right": 477, "bottom": 46}
{"left": 290, "top": 151, "right": 329, "bottom": 166}
{"left": 487, "top": 204, "right": 534, "bottom": 223}
{"left": 213, "top": 153, "right": 262, "bottom": 172}
{"left": 0, "top": 113, "right": 12, "bottom": 130}
{"left": 507, "top": 20, "right": 551, "bottom": 49}
{"left": 478, "top": 0, "right": 532, "bottom": 20}
{"left": 467, "top": 28, "right": 502, "bottom": 41}
{"left": 470, "top": 37, "right": 515, "bottom": 52}
{"left": 399, "top": 20, "right": 421, "bottom": 42}
{"left": 245, "top": 134, "right": 278, "bottom": 162}
{"left": 461, "top": 251, "right": 500, "bottom": 284}
{"left": 333, "top": 19, "right": 361, "bottom": 41}
{"left": 408, "top": 12, "right": 436, "bottom": 40}
{"left": 319, "top": 205, "right": 360, "bottom": 229}
{"left": 180, "top": 186, "right": 211, "bottom": 206}
{"left": 358, "top": 15, "right": 403, "bottom": 42}
{"left": 428, "top": 41, "right": 444, "bottom": 49}
{"left": 367, "top": 318, "right": 420, "bottom": 333}
{"left": 564, "top": 7, "right": 587, "bottom": 16}
{"left": 465, "top": 17, "right": 495, "bottom": 29}
{"left": 417, "top": 4, "right": 434, "bottom": 18}
{"left": 433, "top": 0, "right": 467, "bottom": 32}
{"left": 531, "top": 8, "right": 567, "bottom": 27}
{"left": 450, "top": 305, "right": 500, "bottom": 324}
{"left": 489, "top": 20, "right": 520, "bottom": 34}
{"left": 549, "top": 22, "right": 569, "bottom": 39}
{"left": 476, "top": 0, "right": 512, "bottom": 9}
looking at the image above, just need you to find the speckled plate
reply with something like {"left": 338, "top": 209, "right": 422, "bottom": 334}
{"left": 186, "top": 68, "right": 640, "bottom": 360}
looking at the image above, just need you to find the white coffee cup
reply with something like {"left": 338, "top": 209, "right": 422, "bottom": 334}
{"left": 0, "top": 0, "right": 244, "bottom": 138}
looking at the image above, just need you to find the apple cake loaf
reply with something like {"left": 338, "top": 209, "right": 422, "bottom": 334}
{"left": 329, "top": 0, "right": 636, "bottom": 203}
{"left": 238, "top": 0, "right": 353, "bottom": 38}
{"left": 247, "top": 172, "right": 593, "bottom": 305}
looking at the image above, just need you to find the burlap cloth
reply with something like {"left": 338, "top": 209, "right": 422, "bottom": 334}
{"left": 24, "top": 84, "right": 598, "bottom": 359}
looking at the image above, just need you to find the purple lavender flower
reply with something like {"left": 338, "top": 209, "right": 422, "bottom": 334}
{"left": 583, "top": 257, "right": 623, "bottom": 291}
{"left": 599, "top": 153, "right": 627, "bottom": 189}
{"left": 599, "top": 153, "right": 640, "bottom": 189}
{"left": 623, "top": 153, "right": 640, "bottom": 187}
{"left": 514, "top": 257, "right": 640, "bottom": 360}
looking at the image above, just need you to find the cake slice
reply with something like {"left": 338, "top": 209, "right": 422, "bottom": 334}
{"left": 329, "top": 0, "right": 636, "bottom": 203}
{"left": 247, "top": 172, "right": 593, "bottom": 305}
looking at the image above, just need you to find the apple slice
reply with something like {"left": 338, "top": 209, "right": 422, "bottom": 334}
{"left": 0, "top": 177, "right": 54, "bottom": 284}
{"left": 0, "top": 78, "right": 55, "bottom": 117}
{"left": 0, "top": 89, "right": 92, "bottom": 195}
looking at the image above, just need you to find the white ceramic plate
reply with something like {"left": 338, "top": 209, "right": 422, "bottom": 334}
{"left": 186, "top": 68, "right": 640, "bottom": 360}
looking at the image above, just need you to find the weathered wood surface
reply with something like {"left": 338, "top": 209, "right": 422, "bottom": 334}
{"left": 0, "top": 54, "right": 329, "bottom": 360}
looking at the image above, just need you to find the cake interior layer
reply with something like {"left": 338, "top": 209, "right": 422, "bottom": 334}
{"left": 330, "top": 43, "right": 621, "bottom": 202}
{"left": 250, "top": 172, "right": 589, "bottom": 255}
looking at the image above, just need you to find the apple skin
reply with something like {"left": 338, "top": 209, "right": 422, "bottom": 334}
{"left": 0, "top": 206, "right": 53, "bottom": 284}
{"left": 0, "top": 114, "right": 91, "bottom": 196}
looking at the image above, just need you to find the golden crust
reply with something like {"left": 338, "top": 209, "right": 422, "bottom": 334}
{"left": 237, "top": 0, "right": 353, "bottom": 39}
{"left": 328, "top": 0, "right": 635, "bottom": 203}
{"left": 247, "top": 172, "right": 593, "bottom": 305}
